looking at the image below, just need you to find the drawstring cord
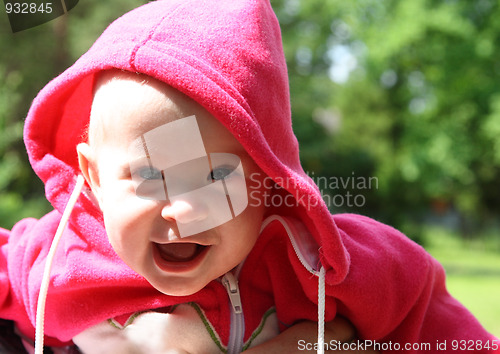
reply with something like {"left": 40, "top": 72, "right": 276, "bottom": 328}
{"left": 317, "top": 266, "right": 326, "bottom": 354}
{"left": 34, "top": 175, "right": 85, "bottom": 354}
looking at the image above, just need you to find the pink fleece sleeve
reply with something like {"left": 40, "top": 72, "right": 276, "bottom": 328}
{"left": 0, "top": 214, "right": 70, "bottom": 347}
{"left": 0, "top": 219, "right": 37, "bottom": 330}
{"left": 328, "top": 214, "right": 498, "bottom": 352}
{"left": 0, "top": 227, "right": 10, "bottom": 313}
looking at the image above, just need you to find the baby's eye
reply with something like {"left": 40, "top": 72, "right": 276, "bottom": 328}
{"left": 138, "top": 167, "right": 163, "bottom": 180}
{"left": 208, "top": 165, "right": 235, "bottom": 181}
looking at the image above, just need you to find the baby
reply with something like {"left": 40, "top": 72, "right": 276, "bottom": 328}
{"left": 70, "top": 69, "right": 356, "bottom": 353}
{"left": 0, "top": 0, "right": 497, "bottom": 353}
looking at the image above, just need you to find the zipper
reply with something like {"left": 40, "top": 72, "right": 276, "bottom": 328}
{"left": 287, "top": 230, "right": 318, "bottom": 275}
{"left": 260, "top": 215, "right": 320, "bottom": 276}
{"left": 260, "top": 216, "right": 326, "bottom": 354}
{"left": 222, "top": 272, "right": 245, "bottom": 354}
{"left": 220, "top": 216, "right": 318, "bottom": 353}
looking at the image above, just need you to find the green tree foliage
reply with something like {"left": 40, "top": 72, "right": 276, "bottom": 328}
{"left": 274, "top": 0, "right": 500, "bottom": 239}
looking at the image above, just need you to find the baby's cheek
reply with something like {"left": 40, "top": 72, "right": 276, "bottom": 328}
{"left": 104, "top": 210, "right": 145, "bottom": 256}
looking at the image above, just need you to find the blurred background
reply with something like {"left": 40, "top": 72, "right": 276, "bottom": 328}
{"left": 1, "top": 0, "right": 499, "bottom": 336}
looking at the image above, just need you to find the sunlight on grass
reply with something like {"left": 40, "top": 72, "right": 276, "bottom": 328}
{"left": 423, "top": 227, "right": 500, "bottom": 337}
{"left": 445, "top": 276, "right": 500, "bottom": 337}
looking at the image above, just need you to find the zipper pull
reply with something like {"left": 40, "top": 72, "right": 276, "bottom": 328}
{"left": 222, "top": 273, "right": 242, "bottom": 314}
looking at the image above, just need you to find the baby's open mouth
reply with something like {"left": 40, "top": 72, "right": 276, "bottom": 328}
{"left": 155, "top": 242, "right": 207, "bottom": 262}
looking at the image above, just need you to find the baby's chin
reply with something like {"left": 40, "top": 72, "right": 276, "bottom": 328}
{"left": 148, "top": 276, "right": 210, "bottom": 297}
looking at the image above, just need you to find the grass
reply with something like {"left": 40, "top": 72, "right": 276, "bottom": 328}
{"left": 423, "top": 227, "right": 500, "bottom": 337}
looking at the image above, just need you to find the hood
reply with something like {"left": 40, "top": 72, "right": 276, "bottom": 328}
{"left": 24, "top": 0, "right": 349, "bottom": 283}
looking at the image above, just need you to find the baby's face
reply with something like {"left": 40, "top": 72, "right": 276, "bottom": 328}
{"left": 78, "top": 74, "right": 269, "bottom": 296}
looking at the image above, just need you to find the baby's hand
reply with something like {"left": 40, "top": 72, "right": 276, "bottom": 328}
{"left": 244, "top": 316, "right": 379, "bottom": 353}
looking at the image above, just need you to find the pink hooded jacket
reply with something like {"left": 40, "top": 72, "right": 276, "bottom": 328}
{"left": 0, "top": 0, "right": 497, "bottom": 352}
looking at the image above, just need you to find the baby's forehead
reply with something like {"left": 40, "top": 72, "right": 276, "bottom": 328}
{"left": 89, "top": 72, "right": 201, "bottom": 147}
{"left": 88, "top": 71, "right": 246, "bottom": 155}
{"left": 91, "top": 74, "right": 180, "bottom": 125}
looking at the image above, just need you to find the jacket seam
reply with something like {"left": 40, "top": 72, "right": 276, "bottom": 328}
{"left": 129, "top": 2, "right": 185, "bottom": 71}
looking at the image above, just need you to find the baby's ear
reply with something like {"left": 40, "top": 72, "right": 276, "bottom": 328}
{"left": 77, "top": 143, "right": 102, "bottom": 205}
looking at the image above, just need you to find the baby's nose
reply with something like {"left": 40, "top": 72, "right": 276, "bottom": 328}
{"left": 161, "top": 199, "right": 209, "bottom": 226}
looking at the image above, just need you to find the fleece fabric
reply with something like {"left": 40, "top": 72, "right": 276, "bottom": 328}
{"left": 0, "top": 0, "right": 497, "bottom": 351}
